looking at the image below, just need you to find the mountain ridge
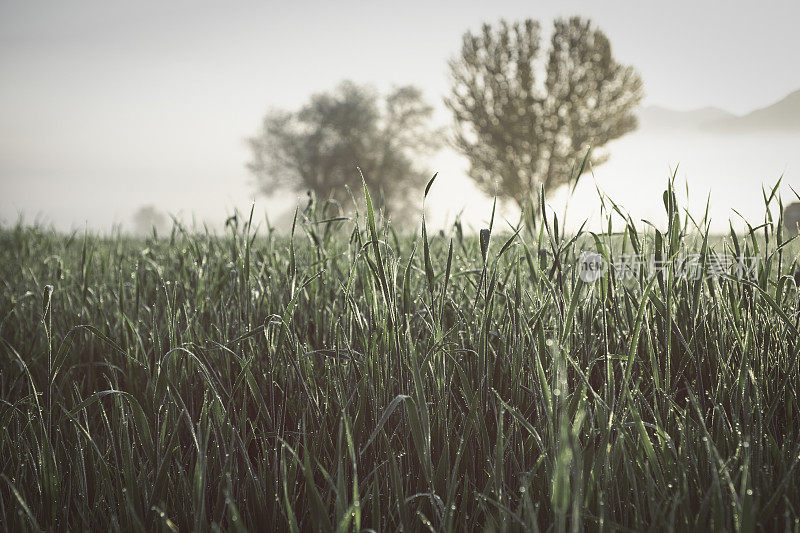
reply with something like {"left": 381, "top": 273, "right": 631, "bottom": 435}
{"left": 637, "top": 89, "right": 800, "bottom": 133}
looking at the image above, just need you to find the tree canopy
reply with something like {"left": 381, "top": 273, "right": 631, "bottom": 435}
{"left": 446, "top": 17, "right": 644, "bottom": 209}
{"left": 248, "top": 81, "right": 441, "bottom": 216}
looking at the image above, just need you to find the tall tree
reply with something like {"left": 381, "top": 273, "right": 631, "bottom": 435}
{"left": 248, "top": 81, "right": 440, "bottom": 216}
{"left": 447, "top": 17, "right": 643, "bottom": 209}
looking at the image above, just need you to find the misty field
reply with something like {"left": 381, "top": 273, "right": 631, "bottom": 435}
{"left": 2, "top": 182, "right": 800, "bottom": 531}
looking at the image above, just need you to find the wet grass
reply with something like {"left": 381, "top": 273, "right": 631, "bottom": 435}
{"left": 1, "top": 179, "right": 800, "bottom": 531}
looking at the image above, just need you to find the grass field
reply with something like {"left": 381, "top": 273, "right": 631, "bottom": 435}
{"left": 1, "top": 179, "right": 800, "bottom": 531}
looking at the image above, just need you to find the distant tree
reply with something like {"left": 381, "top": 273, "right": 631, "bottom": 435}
{"left": 247, "top": 81, "right": 441, "bottom": 216}
{"left": 446, "top": 17, "right": 644, "bottom": 210}
{"left": 132, "top": 205, "right": 168, "bottom": 236}
{"left": 784, "top": 202, "right": 800, "bottom": 235}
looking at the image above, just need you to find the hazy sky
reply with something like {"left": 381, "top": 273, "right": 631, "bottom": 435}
{"left": 1, "top": 0, "right": 799, "bottom": 231}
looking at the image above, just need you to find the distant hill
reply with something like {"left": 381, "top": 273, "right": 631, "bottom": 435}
{"left": 705, "top": 89, "right": 800, "bottom": 133}
{"left": 638, "top": 89, "right": 800, "bottom": 134}
{"left": 638, "top": 106, "right": 734, "bottom": 131}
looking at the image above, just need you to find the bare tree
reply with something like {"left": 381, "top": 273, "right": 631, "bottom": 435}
{"left": 247, "top": 81, "right": 441, "bottom": 217}
{"left": 447, "top": 17, "right": 643, "bottom": 210}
